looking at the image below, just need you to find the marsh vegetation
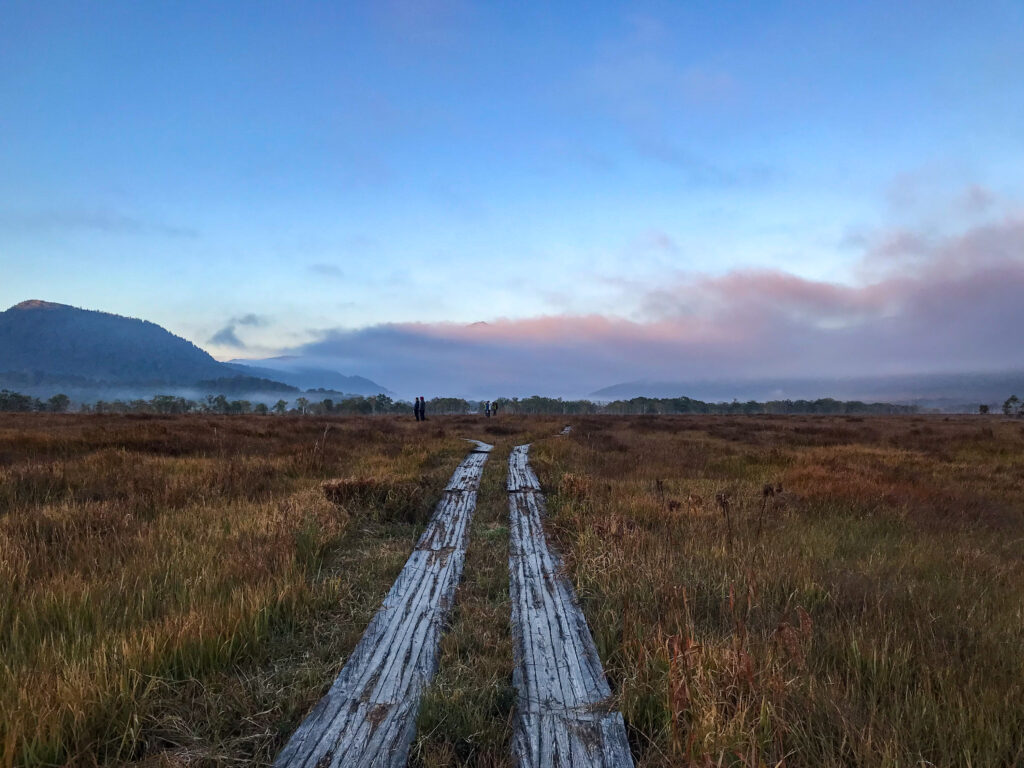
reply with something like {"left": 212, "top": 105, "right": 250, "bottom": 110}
{"left": 2, "top": 414, "right": 1021, "bottom": 766}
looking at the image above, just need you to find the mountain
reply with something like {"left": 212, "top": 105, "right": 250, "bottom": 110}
{"left": 225, "top": 357, "right": 392, "bottom": 396}
{"left": 591, "top": 372, "right": 1024, "bottom": 411}
{"left": 0, "top": 300, "right": 225, "bottom": 384}
{"left": 0, "top": 300, "right": 391, "bottom": 399}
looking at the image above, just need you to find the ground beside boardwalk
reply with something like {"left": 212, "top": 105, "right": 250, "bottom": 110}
{"left": 2, "top": 414, "right": 1022, "bottom": 766}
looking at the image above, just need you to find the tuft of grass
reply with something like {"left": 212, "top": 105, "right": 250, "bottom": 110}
{"left": 320, "top": 476, "right": 427, "bottom": 523}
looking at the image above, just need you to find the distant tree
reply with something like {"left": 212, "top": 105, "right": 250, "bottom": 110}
{"left": 273, "top": 399, "right": 288, "bottom": 414}
{"left": 295, "top": 397, "right": 310, "bottom": 415}
{"left": 494, "top": 397, "right": 515, "bottom": 414}
{"left": 150, "top": 394, "right": 193, "bottom": 414}
{"left": 1003, "top": 395, "right": 1020, "bottom": 416}
{"left": 428, "top": 397, "right": 471, "bottom": 415}
{"left": 374, "top": 393, "right": 394, "bottom": 414}
{"left": 0, "top": 389, "right": 37, "bottom": 412}
{"left": 47, "top": 393, "right": 70, "bottom": 413}
{"left": 254, "top": 402, "right": 269, "bottom": 415}
{"left": 979, "top": 404, "right": 990, "bottom": 415}
{"left": 338, "top": 396, "right": 374, "bottom": 415}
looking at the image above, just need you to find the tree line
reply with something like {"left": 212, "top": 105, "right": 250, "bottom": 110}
{"left": 490, "top": 395, "right": 918, "bottom": 415}
{"left": 998, "top": 396, "right": 1023, "bottom": 417}
{"left": 0, "top": 390, "right": 70, "bottom": 412}
{"left": 0, "top": 389, "right": 921, "bottom": 416}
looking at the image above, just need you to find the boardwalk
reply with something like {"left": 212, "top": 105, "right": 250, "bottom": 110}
{"left": 274, "top": 440, "right": 492, "bottom": 768}
{"left": 507, "top": 444, "right": 634, "bottom": 767}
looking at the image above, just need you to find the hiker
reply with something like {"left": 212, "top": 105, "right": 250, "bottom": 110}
{"left": 485, "top": 400, "right": 491, "bottom": 418}
{"left": 419, "top": 397, "right": 427, "bottom": 420}
{"left": 413, "top": 397, "right": 421, "bottom": 421}
{"left": 492, "top": 401, "right": 499, "bottom": 416}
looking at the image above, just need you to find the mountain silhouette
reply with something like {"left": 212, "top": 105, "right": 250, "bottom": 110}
{"left": 0, "top": 300, "right": 226, "bottom": 385}
{"left": 0, "top": 301, "right": 389, "bottom": 396}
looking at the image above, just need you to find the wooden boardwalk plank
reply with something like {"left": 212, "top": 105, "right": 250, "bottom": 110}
{"left": 507, "top": 443, "right": 541, "bottom": 491}
{"left": 507, "top": 444, "right": 634, "bottom": 768}
{"left": 274, "top": 440, "right": 493, "bottom": 768}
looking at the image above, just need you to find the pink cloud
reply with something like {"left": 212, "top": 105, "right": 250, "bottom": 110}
{"left": 291, "top": 213, "right": 1024, "bottom": 397}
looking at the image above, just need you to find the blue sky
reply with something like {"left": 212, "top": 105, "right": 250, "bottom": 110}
{"left": 2, "top": 1, "right": 1023, "bottom": 394}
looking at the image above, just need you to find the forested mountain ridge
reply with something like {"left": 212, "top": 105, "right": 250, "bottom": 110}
{"left": 0, "top": 301, "right": 390, "bottom": 397}
{"left": 0, "top": 300, "right": 225, "bottom": 384}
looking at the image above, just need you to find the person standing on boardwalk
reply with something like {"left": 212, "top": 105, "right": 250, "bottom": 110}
{"left": 413, "top": 397, "right": 422, "bottom": 421}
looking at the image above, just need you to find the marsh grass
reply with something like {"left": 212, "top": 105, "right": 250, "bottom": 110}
{"left": 532, "top": 415, "right": 1024, "bottom": 767}
{"left": 0, "top": 414, "right": 466, "bottom": 766}
{"left": 5, "top": 413, "right": 1023, "bottom": 767}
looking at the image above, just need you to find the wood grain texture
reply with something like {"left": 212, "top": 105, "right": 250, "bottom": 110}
{"left": 508, "top": 444, "right": 634, "bottom": 767}
{"left": 507, "top": 443, "right": 541, "bottom": 491}
{"left": 274, "top": 441, "right": 493, "bottom": 768}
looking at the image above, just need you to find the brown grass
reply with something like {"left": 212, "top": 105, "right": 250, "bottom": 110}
{"left": 532, "top": 415, "right": 1024, "bottom": 767}
{"left": 4, "top": 413, "right": 1023, "bottom": 767}
{"left": 0, "top": 414, "right": 471, "bottom": 766}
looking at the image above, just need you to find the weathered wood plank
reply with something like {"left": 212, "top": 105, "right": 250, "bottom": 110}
{"left": 507, "top": 444, "right": 541, "bottom": 491}
{"left": 508, "top": 444, "right": 634, "bottom": 768}
{"left": 275, "top": 440, "right": 493, "bottom": 768}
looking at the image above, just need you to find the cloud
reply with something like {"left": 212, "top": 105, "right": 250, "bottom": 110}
{"left": 281, "top": 212, "right": 1024, "bottom": 397}
{"left": 584, "top": 16, "right": 770, "bottom": 186}
{"left": 207, "top": 314, "right": 270, "bottom": 348}
{"left": 233, "top": 313, "right": 268, "bottom": 327}
{"left": 209, "top": 325, "right": 246, "bottom": 348}
{"left": 589, "top": 15, "right": 738, "bottom": 116}
{"left": 309, "top": 263, "right": 345, "bottom": 278}
{"left": 960, "top": 184, "right": 995, "bottom": 215}
{"left": 0, "top": 208, "right": 198, "bottom": 238}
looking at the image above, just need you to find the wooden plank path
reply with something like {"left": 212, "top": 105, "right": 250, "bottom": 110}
{"left": 507, "top": 444, "right": 634, "bottom": 767}
{"left": 274, "top": 440, "right": 493, "bottom": 768}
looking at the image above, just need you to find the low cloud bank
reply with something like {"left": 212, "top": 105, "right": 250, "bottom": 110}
{"left": 285, "top": 214, "right": 1024, "bottom": 398}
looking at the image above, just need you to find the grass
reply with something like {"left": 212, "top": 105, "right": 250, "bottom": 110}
{"left": 3, "top": 413, "right": 1023, "bottom": 766}
{"left": 530, "top": 415, "right": 1024, "bottom": 767}
{"left": 0, "top": 414, "right": 470, "bottom": 766}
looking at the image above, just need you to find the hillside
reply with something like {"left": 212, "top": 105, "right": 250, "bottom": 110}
{"left": 225, "top": 358, "right": 392, "bottom": 396}
{"left": 0, "top": 301, "right": 225, "bottom": 385}
{"left": 0, "top": 301, "right": 389, "bottom": 398}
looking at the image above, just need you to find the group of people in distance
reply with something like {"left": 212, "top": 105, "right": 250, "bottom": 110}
{"left": 411, "top": 398, "right": 500, "bottom": 421}
{"left": 413, "top": 396, "right": 427, "bottom": 421}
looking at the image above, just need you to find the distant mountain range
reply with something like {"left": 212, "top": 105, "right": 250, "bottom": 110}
{"left": 225, "top": 357, "right": 392, "bottom": 396}
{"left": 591, "top": 372, "right": 1024, "bottom": 410}
{"left": 3, "top": 300, "right": 1018, "bottom": 411}
{"left": 0, "top": 300, "right": 389, "bottom": 399}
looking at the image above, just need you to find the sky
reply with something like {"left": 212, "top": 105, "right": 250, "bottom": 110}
{"left": 2, "top": 1, "right": 1023, "bottom": 396}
